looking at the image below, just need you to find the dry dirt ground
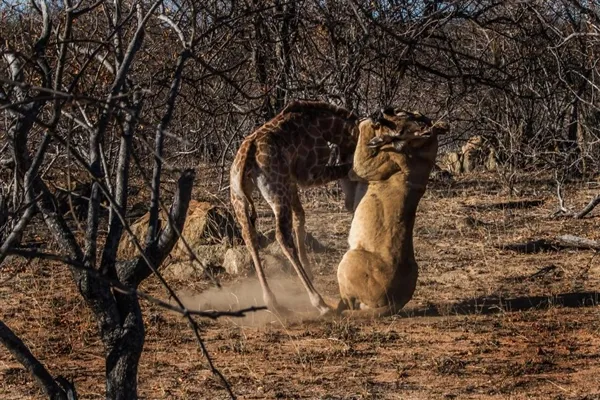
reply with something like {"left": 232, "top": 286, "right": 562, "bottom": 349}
{"left": 1, "top": 172, "right": 600, "bottom": 399}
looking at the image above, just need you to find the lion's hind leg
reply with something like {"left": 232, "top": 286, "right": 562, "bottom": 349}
{"left": 337, "top": 248, "right": 389, "bottom": 306}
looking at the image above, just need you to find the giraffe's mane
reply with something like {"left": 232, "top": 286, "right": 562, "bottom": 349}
{"left": 280, "top": 100, "right": 358, "bottom": 121}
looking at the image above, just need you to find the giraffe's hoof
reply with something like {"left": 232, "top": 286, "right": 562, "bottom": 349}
{"left": 318, "top": 305, "right": 337, "bottom": 318}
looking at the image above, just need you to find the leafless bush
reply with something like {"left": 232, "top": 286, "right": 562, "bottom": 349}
{"left": 2, "top": 0, "right": 600, "bottom": 398}
{"left": 0, "top": 1, "right": 263, "bottom": 398}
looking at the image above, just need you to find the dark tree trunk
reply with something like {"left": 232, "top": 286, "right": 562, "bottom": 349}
{"left": 105, "top": 296, "right": 144, "bottom": 400}
{"left": 251, "top": 1, "right": 274, "bottom": 122}
{"left": 274, "top": 0, "right": 297, "bottom": 112}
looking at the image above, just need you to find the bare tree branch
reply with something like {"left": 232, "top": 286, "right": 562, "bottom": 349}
{"left": 5, "top": 248, "right": 266, "bottom": 319}
{"left": 575, "top": 194, "right": 600, "bottom": 219}
{"left": 0, "top": 320, "right": 71, "bottom": 400}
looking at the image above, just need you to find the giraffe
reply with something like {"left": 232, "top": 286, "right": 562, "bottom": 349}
{"left": 229, "top": 100, "right": 359, "bottom": 315}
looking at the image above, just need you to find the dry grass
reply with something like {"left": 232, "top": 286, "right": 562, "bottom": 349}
{"left": 1, "top": 172, "right": 600, "bottom": 399}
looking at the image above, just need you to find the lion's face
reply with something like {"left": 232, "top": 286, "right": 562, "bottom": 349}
{"left": 369, "top": 108, "right": 449, "bottom": 148}
{"left": 366, "top": 108, "right": 449, "bottom": 152}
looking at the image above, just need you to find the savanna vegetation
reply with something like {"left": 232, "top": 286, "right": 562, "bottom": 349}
{"left": 1, "top": 1, "right": 599, "bottom": 398}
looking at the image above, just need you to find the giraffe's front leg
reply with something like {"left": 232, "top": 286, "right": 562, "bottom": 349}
{"left": 257, "top": 177, "right": 332, "bottom": 315}
{"left": 298, "top": 163, "right": 353, "bottom": 187}
{"left": 297, "top": 164, "right": 357, "bottom": 212}
{"left": 291, "top": 189, "right": 313, "bottom": 280}
{"left": 274, "top": 203, "right": 332, "bottom": 315}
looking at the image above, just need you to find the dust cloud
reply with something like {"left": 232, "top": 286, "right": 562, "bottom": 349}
{"left": 179, "top": 275, "right": 321, "bottom": 326}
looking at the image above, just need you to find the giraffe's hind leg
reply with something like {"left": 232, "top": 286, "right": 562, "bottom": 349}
{"left": 257, "top": 178, "right": 331, "bottom": 315}
{"left": 290, "top": 188, "right": 312, "bottom": 280}
{"left": 230, "top": 179, "right": 289, "bottom": 315}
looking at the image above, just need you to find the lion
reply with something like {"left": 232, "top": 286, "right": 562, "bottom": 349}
{"left": 336, "top": 108, "right": 449, "bottom": 317}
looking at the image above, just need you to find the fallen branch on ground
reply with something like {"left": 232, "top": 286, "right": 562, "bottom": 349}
{"left": 555, "top": 235, "right": 600, "bottom": 251}
{"left": 498, "top": 239, "right": 558, "bottom": 253}
{"left": 0, "top": 320, "right": 77, "bottom": 400}
{"left": 575, "top": 194, "right": 600, "bottom": 219}
{"left": 464, "top": 199, "right": 544, "bottom": 211}
{"left": 499, "top": 235, "right": 600, "bottom": 253}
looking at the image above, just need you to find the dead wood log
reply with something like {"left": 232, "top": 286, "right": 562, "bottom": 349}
{"left": 575, "top": 194, "right": 600, "bottom": 219}
{"left": 499, "top": 239, "right": 559, "bottom": 253}
{"left": 500, "top": 235, "right": 600, "bottom": 254}
{"left": 465, "top": 199, "right": 544, "bottom": 211}
{"left": 556, "top": 235, "right": 600, "bottom": 251}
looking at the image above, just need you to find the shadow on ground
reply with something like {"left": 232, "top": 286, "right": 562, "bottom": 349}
{"left": 401, "top": 291, "right": 600, "bottom": 318}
